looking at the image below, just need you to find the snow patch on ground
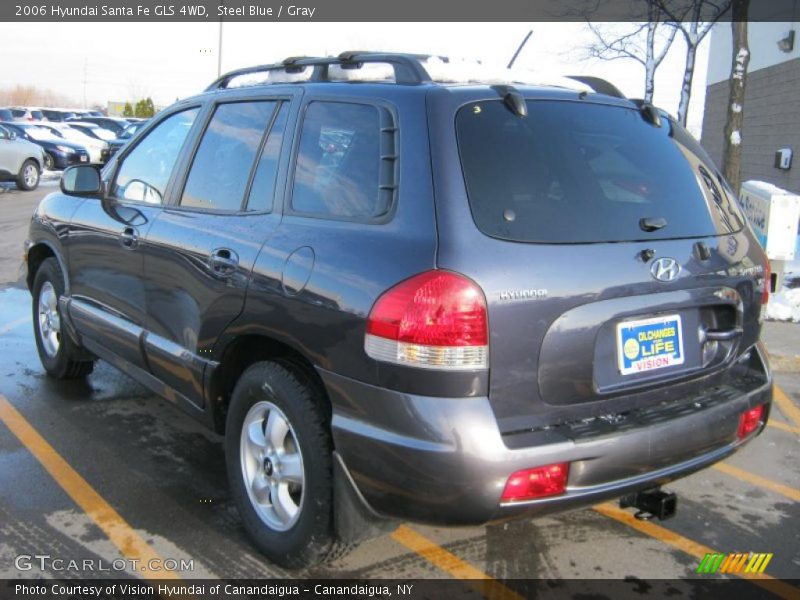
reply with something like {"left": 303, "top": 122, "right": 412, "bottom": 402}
{"left": 766, "top": 243, "right": 800, "bottom": 323}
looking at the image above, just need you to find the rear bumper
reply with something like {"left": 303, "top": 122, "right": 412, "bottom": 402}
{"left": 321, "top": 345, "right": 771, "bottom": 525}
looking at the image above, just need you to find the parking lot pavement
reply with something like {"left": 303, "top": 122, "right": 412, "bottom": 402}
{"left": 0, "top": 175, "right": 60, "bottom": 287}
{"left": 0, "top": 285, "right": 798, "bottom": 590}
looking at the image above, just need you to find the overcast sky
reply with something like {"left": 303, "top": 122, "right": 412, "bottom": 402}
{"left": 0, "top": 22, "right": 711, "bottom": 135}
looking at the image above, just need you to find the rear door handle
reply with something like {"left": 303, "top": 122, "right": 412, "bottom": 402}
{"left": 209, "top": 248, "right": 239, "bottom": 276}
{"left": 120, "top": 226, "right": 139, "bottom": 249}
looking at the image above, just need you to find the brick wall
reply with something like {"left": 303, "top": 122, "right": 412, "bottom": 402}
{"left": 701, "top": 57, "right": 800, "bottom": 194}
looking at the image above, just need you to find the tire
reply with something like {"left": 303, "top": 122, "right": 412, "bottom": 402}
{"left": 32, "top": 258, "right": 94, "bottom": 379}
{"left": 43, "top": 153, "right": 54, "bottom": 171}
{"left": 16, "top": 159, "right": 40, "bottom": 191}
{"left": 225, "top": 361, "right": 347, "bottom": 568}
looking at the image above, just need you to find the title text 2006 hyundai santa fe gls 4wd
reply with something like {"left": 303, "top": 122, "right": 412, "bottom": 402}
{"left": 25, "top": 53, "right": 773, "bottom": 568}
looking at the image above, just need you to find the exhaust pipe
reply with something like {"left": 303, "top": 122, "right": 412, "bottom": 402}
{"left": 620, "top": 488, "right": 677, "bottom": 521}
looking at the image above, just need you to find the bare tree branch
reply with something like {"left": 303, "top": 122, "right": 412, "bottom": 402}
{"left": 582, "top": 1, "right": 679, "bottom": 103}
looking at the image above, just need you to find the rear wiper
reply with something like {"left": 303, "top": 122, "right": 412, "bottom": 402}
{"left": 639, "top": 217, "right": 667, "bottom": 232}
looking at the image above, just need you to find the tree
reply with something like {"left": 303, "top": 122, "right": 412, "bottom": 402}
{"left": 123, "top": 102, "right": 134, "bottom": 117}
{"left": 133, "top": 97, "right": 155, "bottom": 118}
{"left": 656, "top": 0, "right": 732, "bottom": 126}
{"left": 721, "top": 0, "right": 750, "bottom": 194}
{"left": 585, "top": 1, "right": 678, "bottom": 102}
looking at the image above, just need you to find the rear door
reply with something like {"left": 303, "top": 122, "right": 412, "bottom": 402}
{"left": 430, "top": 92, "right": 768, "bottom": 432}
{"left": 141, "top": 93, "right": 296, "bottom": 406}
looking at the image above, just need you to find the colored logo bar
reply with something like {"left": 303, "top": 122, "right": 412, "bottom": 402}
{"left": 697, "top": 552, "right": 773, "bottom": 574}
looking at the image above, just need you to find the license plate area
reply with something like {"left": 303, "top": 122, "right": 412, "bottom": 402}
{"left": 617, "top": 314, "right": 684, "bottom": 375}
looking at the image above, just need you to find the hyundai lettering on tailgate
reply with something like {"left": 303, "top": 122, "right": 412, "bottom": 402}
{"left": 617, "top": 315, "right": 684, "bottom": 375}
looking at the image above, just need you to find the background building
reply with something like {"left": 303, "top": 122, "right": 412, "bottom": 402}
{"left": 702, "top": 18, "right": 800, "bottom": 193}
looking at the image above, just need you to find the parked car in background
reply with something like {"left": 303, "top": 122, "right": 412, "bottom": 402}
{"left": 0, "top": 123, "right": 43, "bottom": 189}
{"left": 38, "top": 123, "right": 108, "bottom": 164}
{"left": 2, "top": 122, "right": 90, "bottom": 170}
{"left": 8, "top": 108, "right": 38, "bottom": 121}
{"left": 64, "top": 122, "right": 117, "bottom": 142}
{"left": 0, "top": 108, "right": 14, "bottom": 122}
{"left": 104, "top": 120, "right": 148, "bottom": 160}
{"left": 68, "top": 116, "right": 127, "bottom": 137}
{"left": 41, "top": 109, "right": 77, "bottom": 122}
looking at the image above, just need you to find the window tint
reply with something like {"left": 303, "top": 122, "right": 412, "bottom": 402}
{"left": 111, "top": 108, "right": 198, "bottom": 205}
{"left": 455, "top": 101, "right": 745, "bottom": 243}
{"left": 292, "top": 102, "right": 385, "bottom": 219}
{"left": 246, "top": 103, "right": 288, "bottom": 212}
{"left": 181, "top": 101, "right": 276, "bottom": 211}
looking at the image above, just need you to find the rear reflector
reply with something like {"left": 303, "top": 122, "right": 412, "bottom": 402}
{"left": 501, "top": 463, "right": 569, "bottom": 502}
{"left": 737, "top": 405, "right": 765, "bottom": 439}
{"left": 365, "top": 270, "right": 488, "bottom": 370}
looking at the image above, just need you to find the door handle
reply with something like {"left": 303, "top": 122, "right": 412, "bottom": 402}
{"left": 120, "top": 226, "right": 138, "bottom": 249}
{"left": 209, "top": 248, "right": 239, "bottom": 276}
{"left": 699, "top": 326, "right": 743, "bottom": 344}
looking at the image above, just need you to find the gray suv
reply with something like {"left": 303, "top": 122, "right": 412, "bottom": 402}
{"left": 25, "top": 53, "right": 772, "bottom": 568}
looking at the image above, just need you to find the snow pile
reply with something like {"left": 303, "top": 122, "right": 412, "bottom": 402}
{"left": 766, "top": 249, "right": 800, "bottom": 323}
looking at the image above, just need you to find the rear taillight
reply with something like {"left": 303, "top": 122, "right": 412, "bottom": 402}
{"left": 365, "top": 270, "right": 488, "bottom": 370}
{"left": 738, "top": 404, "right": 765, "bottom": 439}
{"left": 759, "top": 261, "right": 771, "bottom": 322}
{"left": 501, "top": 463, "right": 569, "bottom": 502}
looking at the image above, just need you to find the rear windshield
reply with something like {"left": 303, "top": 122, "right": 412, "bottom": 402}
{"left": 455, "top": 100, "right": 744, "bottom": 243}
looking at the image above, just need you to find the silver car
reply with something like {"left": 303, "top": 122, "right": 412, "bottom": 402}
{"left": 0, "top": 124, "right": 44, "bottom": 190}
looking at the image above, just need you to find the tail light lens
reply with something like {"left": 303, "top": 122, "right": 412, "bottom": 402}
{"left": 762, "top": 261, "right": 771, "bottom": 305}
{"left": 759, "top": 261, "right": 771, "bottom": 322}
{"left": 365, "top": 270, "right": 488, "bottom": 370}
{"left": 501, "top": 463, "right": 569, "bottom": 502}
{"left": 738, "top": 404, "right": 765, "bottom": 439}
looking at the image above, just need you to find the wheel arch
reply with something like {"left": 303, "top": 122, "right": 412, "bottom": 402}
{"left": 26, "top": 241, "right": 67, "bottom": 293}
{"left": 207, "top": 333, "right": 331, "bottom": 435}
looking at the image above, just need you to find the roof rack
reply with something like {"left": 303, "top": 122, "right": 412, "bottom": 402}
{"left": 205, "top": 51, "right": 434, "bottom": 91}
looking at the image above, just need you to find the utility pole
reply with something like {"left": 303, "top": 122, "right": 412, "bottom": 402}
{"left": 217, "top": 1, "right": 224, "bottom": 77}
{"left": 82, "top": 58, "right": 88, "bottom": 107}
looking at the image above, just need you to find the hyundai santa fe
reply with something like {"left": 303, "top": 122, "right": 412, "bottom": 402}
{"left": 25, "top": 52, "right": 773, "bottom": 568}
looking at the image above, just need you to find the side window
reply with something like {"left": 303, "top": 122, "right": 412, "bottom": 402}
{"left": 181, "top": 101, "right": 276, "bottom": 211}
{"left": 246, "top": 104, "right": 288, "bottom": 212}
{"left": 291, "top": 102, "right": 390, "bottom": 220}
{"left": 111, "top": 108, "right": 198, "bottom": 204}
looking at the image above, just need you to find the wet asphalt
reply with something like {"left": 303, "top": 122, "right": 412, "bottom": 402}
{"left": 0, "top": 185, "right": 798, "bottom": 588}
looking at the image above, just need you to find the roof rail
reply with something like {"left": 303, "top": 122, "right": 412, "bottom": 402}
{"left": 205, "top": 51, "right": 433, "bottom": 91}
{"left": 565, "top": 75, "right": 626, "bottom": 99}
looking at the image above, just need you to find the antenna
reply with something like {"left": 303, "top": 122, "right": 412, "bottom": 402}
{"left": 507, "top": 30, "right": 533, "bottom": 69}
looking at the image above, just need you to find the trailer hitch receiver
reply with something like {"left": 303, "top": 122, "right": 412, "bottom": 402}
{"left": 620, "top": 488, "right": 677, "bottom": 521}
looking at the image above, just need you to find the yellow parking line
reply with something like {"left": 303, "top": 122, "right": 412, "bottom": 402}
{"left": 0, "top": 315, "right": 31, "bottom": 336}
{"left": 0, "top": 394, "right": 179, "bottom": 581}
{"left": 767, "top": 419, "right": 800, "bottom": 436}
{"left": 713, "top": 462, "right": 800, "bottom": 503}
{"left": 391, "top": 525, "right": 523, "bottom": 600}
{"left": 594, "top": 503, "right": 799, "bottom": 600}
{"left": 773, "top": 386, "right": 800, "bottom": 429}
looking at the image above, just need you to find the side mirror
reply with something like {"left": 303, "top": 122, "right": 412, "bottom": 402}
{"left": 8, "top": 131, "right": 17, "bottom": 140}
{"left": 61, "top": 165, "right": 103, "bottom": 196}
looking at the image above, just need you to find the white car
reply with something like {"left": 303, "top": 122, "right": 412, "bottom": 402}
{"left": 0, "top": 124, "right": 44, "bottom": 190}
{"left": 38, "top": 122, "right": 108, "bottom": 164}
{"left": 65, "top": 121, "right": 116, "bottom": 142}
